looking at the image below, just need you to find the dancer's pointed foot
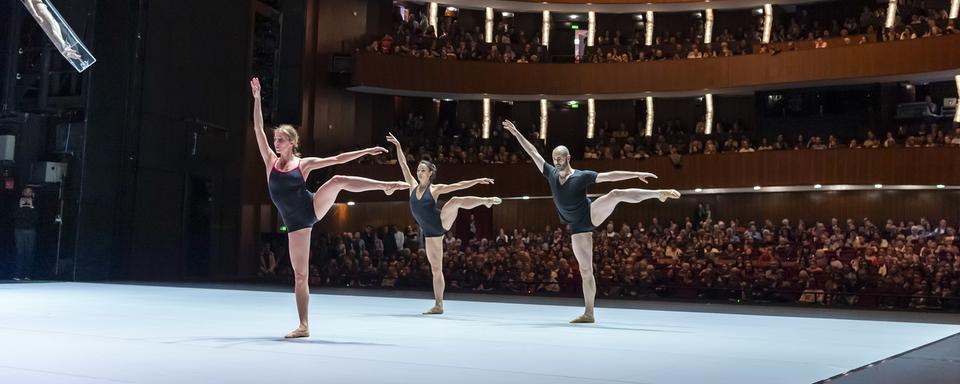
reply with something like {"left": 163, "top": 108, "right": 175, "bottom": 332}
{"left": 483, "top": 197, "right": 503, "bottom": 208}
{"left": 422, "top": 305, "right": 444, "bottom": 315}
{"left": 284, "top": 326, "right": 310, "bottom": 338}
{"left": 384, "top": 182, "right": 409, "bottom": 196}
{"left": 657, "top": 189, "right": 681, "bottom": 202}
{"left": 569, "top": 314, "right": 595, "bottom": 324}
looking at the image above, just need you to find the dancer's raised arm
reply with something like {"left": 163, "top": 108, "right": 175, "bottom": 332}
{"left": 301, "top": 146, "right": 388, "bottom": 177}
{"left": 386, "top": 133, "right": 417, "bottom": 187}
{"left": 595, "top": 171, "right": 657, "bottom": 184}
{"left": 27, "top": 1, "right": 81, "bottom": 59}
{"left": 250, "top": 78, "right": 277, "bottom": 168}
{"left": 432, "top": 178, "right": 494, "bottom": 198}
{"left": 24, "top": 0, "right": 41, "bottom": 21}
{"left": 502, "top": 120, "right": 545, "bottom": 171}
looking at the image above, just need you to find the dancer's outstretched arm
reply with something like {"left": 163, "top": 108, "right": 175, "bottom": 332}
{"left": 502, "top": 120, "right": 545, "bottom": 171}
{"left": 433, "top": 178, "right": 494, "bottom": 198}
{"left": 386, "top": 133, "right": 417, "bottom": 187}
{"left": 595, "top": 171, "right": 657, "bottom": 184}
{"left": 25, "top": 1, "right": 41, "bottom": 21}
{"left": 250, "top": 78, "right": 277, "bottom": 168}
{"left": 31, "top": 1, "right": 80, "bottom": 59}
{"left": 301, "top": 146, "right": 388, "bottom": 176}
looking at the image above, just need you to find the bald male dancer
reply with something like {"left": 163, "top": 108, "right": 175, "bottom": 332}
{"left": 503, "top": 120, "right": 680, "bottom": 323}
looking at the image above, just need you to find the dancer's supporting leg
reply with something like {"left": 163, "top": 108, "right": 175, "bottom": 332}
{"left": 312, "top": 175, "right": 408, "bottom": 218}
{"left": 567, "top": 189, "right": 681, "bottom": 324}
{"left": 569, "top": 232, "right": 596, "bottom": 323}
{"left": 420, "top": 196, "right": 503, "bottom": 314}
{"left": 422, "top": 236, "right": 445, "bottom": 314}
{"left": 285, "top": 228, "right": 312, "bottom": 338}
{"left": 278, "top": 175, "right": 406, "bottom": 337}
{"left": 590, "top": 189, "right": 680, "bottom": 228}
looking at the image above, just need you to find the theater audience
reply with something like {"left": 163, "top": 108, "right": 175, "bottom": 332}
{"left": 366, "top": 1, "right": 954, "bottom": 64}
{"left": 277, "top": 215, "right": 958, "bottom": 310}
{"left": 362, "top": 113, "right": 958, "bottom": 165}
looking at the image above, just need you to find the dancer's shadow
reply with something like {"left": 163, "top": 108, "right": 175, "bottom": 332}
{"left": 355, "top": 313, "right": 480, "bottom": 323}
{"left": 493, "top": 322, "right": 691, "bottom": 333}
{"left": 156, "top": 336, "right": 394, "bottom": 348}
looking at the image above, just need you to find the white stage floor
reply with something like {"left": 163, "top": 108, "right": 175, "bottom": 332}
{"left": 1, "top": 283, "right": 957, "bottom": 384}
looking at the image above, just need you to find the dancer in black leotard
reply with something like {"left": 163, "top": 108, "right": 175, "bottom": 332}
{"left": 268, "top": 158, "right": 317, "bottom": 232}
{"left": 503, "top": 120, "right": 680, "bottom": 323}
{"left": 387, "top": 133, "right": 501, "bottom": 314}
{"left": 252, "top": 78, "right": 408, "bottom": 338}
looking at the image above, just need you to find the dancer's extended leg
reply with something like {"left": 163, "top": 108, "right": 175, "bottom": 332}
{"left": 313, "top": 175, "right": 407, "bottom": 218}
{"left": 439, "top": 196, "right": 502, "bottom": 230}
{"left": 590, "top": 189, "right": 680, "bottom": 227}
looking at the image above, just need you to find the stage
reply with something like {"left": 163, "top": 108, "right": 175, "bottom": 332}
{"left": 1, "top": 282, "right": 958, "bottom": 384}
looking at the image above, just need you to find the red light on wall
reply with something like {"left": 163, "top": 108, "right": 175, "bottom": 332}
{"left": 4, "top": 178, "right": 14, "bottom": 190}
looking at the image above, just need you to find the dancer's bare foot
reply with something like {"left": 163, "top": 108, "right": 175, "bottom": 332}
{"left": 284, "top": 326, "right": 310, "bottom": 338}
{"left": 422, "top": 305, "right": 444, "bottom": 315}
{"left": 569, "top": 314, "right": 595, "bottom": 324}
{"left": 384, "top": 182, "right": 409, "bottom": 196}
{"left": 483, "top": 197, "right": 503, "bottom": 208}
{"left": 657, "top": 189, "right": 681, "bottom": 202}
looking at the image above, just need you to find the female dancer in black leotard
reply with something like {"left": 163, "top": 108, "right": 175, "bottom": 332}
{"left": 387, "top": 133, "right": 501, "bottom": 314}
{"left": 252, "top": 78, "right": 408, "bottom": 338}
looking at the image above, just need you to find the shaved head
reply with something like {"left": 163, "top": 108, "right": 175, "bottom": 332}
{"left": 551, "top": 145, "right": 572, "bottom": 171}
{"left": 552, "top": 145, "right": 570, "bottom": 157}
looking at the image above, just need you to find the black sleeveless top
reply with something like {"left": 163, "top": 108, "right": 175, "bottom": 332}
{"left": 268, "top": 159, "right": 318, "bottom": 232}
{"left": 409, "top": 186, "right": 445, "bottom": 237}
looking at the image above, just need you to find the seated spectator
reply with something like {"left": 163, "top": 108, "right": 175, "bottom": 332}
{"left": 814, "top": 36, "right": 828, "bottom": 49}
{"left": 757, "top": 138, "right": 773, "bottom": 151}
{"left": 809, "top": 136, "right": 827, "bottom": 150}
{"left": 703, "top": 140, "right": 719, "bottom": 155}
{"left": 827, "top": 135, "right": 839, "bottom": 149}
{"left": 258, "top": 243, "right": 277, "bottom": 277}
{"left": 884, "top": 132, "right": 897, "bottom": 148}
{"left": 862, "top": 131, "right": 881, "bottom": 148}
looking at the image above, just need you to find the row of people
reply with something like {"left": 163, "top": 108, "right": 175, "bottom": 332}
{"left": 368, "top": 116, "right": 959, "bottom": 165}
{"left": 370, "top": 0, "right": 954, "bottom": 64}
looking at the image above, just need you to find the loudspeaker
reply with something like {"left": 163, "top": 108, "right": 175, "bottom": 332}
{"left": 0, "top": 135, "right": 14, "bottom": 161}
{"left": 32, "top": 161, "right": 67, "bottom": 183}
{"left": 330, "top": 54, "right": 353, "bottom": 74}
